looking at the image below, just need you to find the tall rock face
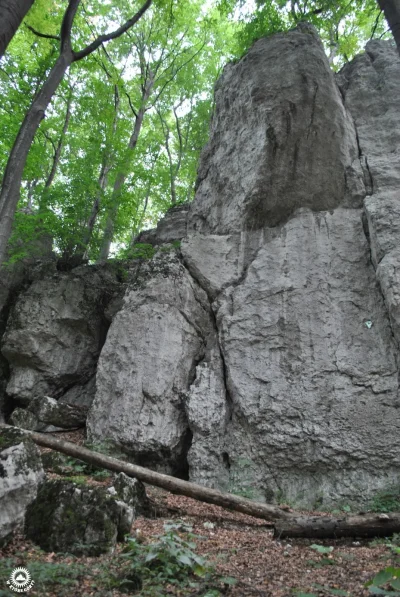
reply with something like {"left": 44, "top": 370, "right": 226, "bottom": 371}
{"left": 337, "top": 40, "right": 400, "bottom": 346}
{"left": 87, "top": 251, "right": 214, "bottom": 476}
{"left": 189, "top": 24, "right": 365, "bottom": 235}
{"left": 86, "top": 25, "right": 400, "bottom": 507}
{"left": 179, "top": 26, "right": 400, "bottom": 505}
{"left": 3, "top": 25, "right": 400, "bottom": 508}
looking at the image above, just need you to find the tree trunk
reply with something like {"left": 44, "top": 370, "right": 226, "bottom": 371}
{"left": 0, "top": 0, "right": 35, "bottom": 58}
{"left": 0, "top": 51, "right": 73, "bottom": 264}
{"left": 274, "top": 512, "right": 400, "bottom": 539}
{"left": 378, "top": 0, "right": 400, "bottom": 54}
{"left": 8, "top": 426, "right": 291, "bottom": 523}
{"left": 97, "top": 102, "right": 149, "bottom": 262}
{"left": 45, "top": 92, "right": 73, "bottom": 189}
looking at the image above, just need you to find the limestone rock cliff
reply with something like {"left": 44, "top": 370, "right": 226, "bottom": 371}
{"left": 2, "top": 25, "right": 400, "bottom": 508}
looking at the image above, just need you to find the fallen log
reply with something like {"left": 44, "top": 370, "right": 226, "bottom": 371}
{"left": 274, "top": 513, "right": 400, "bottom": 539}
{"left": 3, "top": 424, "right": 400, "bottom": 538}
{"left": 0, "top": 425, "right": 291, "bottom": 523}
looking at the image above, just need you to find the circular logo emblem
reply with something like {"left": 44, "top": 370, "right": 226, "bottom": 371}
{"left": 7, "top": 567, "right": 34, "bottom": 592}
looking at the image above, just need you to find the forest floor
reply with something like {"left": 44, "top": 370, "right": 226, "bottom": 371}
{"left": 0, "top": 430, "right": 399, "bottom": 597}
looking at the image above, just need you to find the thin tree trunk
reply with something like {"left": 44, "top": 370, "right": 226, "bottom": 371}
{"left": 81, "top": 85, "right": 120, "bottom": 256}
{"left": 0, "top": 51, "right": 73, "bottom": 264}
{"left": 378, "top": 0, "right": 400, "bottom": 54}
{"left": 80, "top": 161, "right": 111, "bottom": 257}
{"left": 98, "top": 92, "right": 152, "bottom": 262}
{"left": 45, "top": 92, "right": 73, "bottom": 188}
{"left": 0, "top": 0, "right": 35, "bottom": 58}
{"left": 130, "top": 151, "right": 160, "bottom": 244}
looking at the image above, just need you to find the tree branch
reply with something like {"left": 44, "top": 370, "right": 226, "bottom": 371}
{"left": 72, "top": 0, "right": 152, "bottom": 62}
{"left": 370, "top": 9, "right": 383, "bottom": 39}
{"left": 61, "top": 0, "right": 81, "bottom": 55}
{"left": 25, "top": 23, "right": 60, "bottom": 41}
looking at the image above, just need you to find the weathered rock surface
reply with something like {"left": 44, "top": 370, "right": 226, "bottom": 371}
{"left": 2, "top": 266, "right": 121, "bottom": 405}
{"left": 188, "top": 23, "right": 365, "bottom": 236}
{"left": 0, "top": 427, "right": 44, "bottom": 544}
{"left": 25, "top": 473, "right": 148, "bottom": 555}
{"left": 10, "top": 396, "right": 87, "bottom": 431}
{"left": 136, "top": 203, "right": 189, "bottom": 246}
{"left": 338, "top": 39, "right": 400, "bottom": 347}
{"left": 84, "top": 29, "right": 400, "bottom": 507}
{"left": 87, "top": 250, "right": 214, "bottom": 475}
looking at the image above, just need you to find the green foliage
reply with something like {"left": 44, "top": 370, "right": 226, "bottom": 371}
{"left": 310, "top": 544, "right": 334, "bottom": 554}
{"left": 118, "top": 521, "right": 224, "bottom": 595}
{"left": 369, "top": 485, "right": 400, "bottom": 513}
{"left": 218, "top": 0, "right": 391, "bottom": 68}
{"left": 50, "top": 447, "right": 113, "bottom": 480}
{"left": 122, "top": 243, "right": 157, "bottom": 260}
{"left": 365, "top": 567, "right": 400, "bottom": 594}
{"left": 61, "top": 475, "right": 88, "bottom": 486}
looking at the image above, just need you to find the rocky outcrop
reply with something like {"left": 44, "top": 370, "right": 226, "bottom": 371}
{"left": 136, "top": 203, "right": 188, "bottom": 246}
{"left": 2, "top": 266, "right": 121, "bottom": 405}
{"left": 0, "top": 427, "right": 44, "bottom": 544}
{"left": 338, "top": 40, "right": 400, "bottom": 347}
{"left": 10, "top": 395, "right": 87, "bottom": 431}
{"left": 87, "top": 250, "right": 214, "bottom": 476}
{"left": 189, "top": 23, "right": 365, "bottom": 236}
{"left": 2, "top": 27, "right": 400, "bottom": 509}
{"left": 25, "top": 473, "right": 149, "bottom": 555}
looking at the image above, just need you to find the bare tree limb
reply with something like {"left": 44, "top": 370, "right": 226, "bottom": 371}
{"left": 73, "top": 0, "right": 152, "bottom": 62}
{"left": 25, "top": 23, "right": 60, "bottom": 41}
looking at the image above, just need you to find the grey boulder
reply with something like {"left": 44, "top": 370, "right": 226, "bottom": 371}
{"left": 25, "top": 473, "right": 148, "bottom": 555}
{"left": 0, "top": 427, "right": 44, "bottom": 544}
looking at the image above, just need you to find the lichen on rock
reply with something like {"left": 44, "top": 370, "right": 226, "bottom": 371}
{"left": 25, "top": 473, "right": 148, "bottom": 555}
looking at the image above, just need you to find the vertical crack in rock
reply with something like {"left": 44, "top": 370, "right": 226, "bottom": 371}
{"left": 306, "top": 82, "right": 319, "bottom": 139}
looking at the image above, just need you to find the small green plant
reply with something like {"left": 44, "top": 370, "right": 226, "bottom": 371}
{"left": 307, "top": 545, "right": 336, "bottom": 569}
{"left": 365, "top": 566, "right": 400, "bottom": 594}
{"left": 369, "top": 486, "right": 400, "bottom": 513}
{"left": 62, "top": 475, "right": 88, "bottom": 485}
{"left": 310, "top": 544, "right": 334, "bottom": 554}
{"left": 123, "top": 243, "right": 156, "bottom": 261}
{"left": 117, "top": 520, "right": 232, "bottom": 596}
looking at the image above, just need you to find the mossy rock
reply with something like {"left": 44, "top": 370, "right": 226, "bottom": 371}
{"left": 25, "top": 476, "right": 147, "bottom": 555}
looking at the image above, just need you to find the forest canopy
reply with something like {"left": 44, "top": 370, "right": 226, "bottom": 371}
{"left": 0, "top": 0, "right": 395, "bottom": 266}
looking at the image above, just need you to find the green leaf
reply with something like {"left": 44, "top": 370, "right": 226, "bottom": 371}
{"left": 310, "top": 544, "right": 334, "bottom": 554}
{"left": 220, "top": 576, "right": 237, "bottom": 585}
{"left": 177, "top": 554, "right": 193, "bottom": 566}
{"left": 193, "top": 564, "right": 207, "bottom": 577}
{"left": 372, "top": 568, "right": 400, "bottom": 587}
